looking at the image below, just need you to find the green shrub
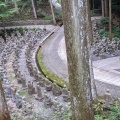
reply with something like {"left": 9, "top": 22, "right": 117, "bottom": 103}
{"left": 53, "top": 106, "right": 72, "bottom": 120}
{"left": 112, "top": 37, "right": 119, "bottom": 41}
{"left": 57, "top": 0, "right": 61, "bottom": 4}
{"left": 37, "top": 9, "right": 52, "bottom": 20}
{"left": 11, "top": 114, "right": 22, "bottom": 120}
{"left": 54, "top": 7, "right": 62, "bottom": 20}
{"left": 43, "top": 15, "right": 52, "bottom": 20}
{"left": 99, "top": 29, "right": 108, "bottom": 37}
{"left": 107, "top": 101, "right": 120, "bottom": 120}
{"left": 100, "top": 17, "right": 109, "bottom": 26}
{"left": 93, "top": 102, "right": 103, "bottom": 115}
{"left": 90, "top": 10, "right": 94, "bottom": 17}
{"left": 113, "top": 26, "right": 120, "bottom": 38}
{"left": 94, "top": 115, "right": 104, "bottom": 120}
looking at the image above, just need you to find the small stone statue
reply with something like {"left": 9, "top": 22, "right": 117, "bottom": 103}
{"left": 35, "top": 85, "right": 43, "bottom": 101}
{"left": 11, "top": 87, "right": 17, "bottom": 102}
{"left": 20, "top": 75, "right": 26, "bottom": 87}
{"left": 22, "top": 101, "right": 33, "bottom": 116}
{"left": 45, "top": 78, "right": 52, "bottom": 91}
{"left": 104, "top": 89, "right": 113, "bottom": 104}
{"left": 52, "top": 97, "right": 59, "bottom": 111}
{"left": 62, "top": 85, "right": 70, "bottom": 102}
{"left": 17, "top": 77, "right": 22, "bottom": 84}
{"left": 43, "top": 91, "right": 52, "bottom": 108}
{"left": 28, "top": 81, "right": 35, "bottom": 95}
{"left": 52, "top": 82, "right": 62, "bottom": 96}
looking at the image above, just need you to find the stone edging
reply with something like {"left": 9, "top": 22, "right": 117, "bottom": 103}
{"left": 33, "top": 26, "right": 63, "bottom": 84}
{"left": 33, "top": 26, "right": 60, "bottom": 70}
{"left": 0, "top": 20, "right": 53, "bottom": 27}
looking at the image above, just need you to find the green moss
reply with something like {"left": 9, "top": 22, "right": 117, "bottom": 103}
{"left": 36, "top": 48, "right": 69, "bottom": 88}
{"left": 19, "top": 90, "right": 29, "bottom": 98}
{"left": 8, "top": 75, "right": 15, "bottom": 81}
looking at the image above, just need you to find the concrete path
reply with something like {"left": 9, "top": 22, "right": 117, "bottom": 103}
{"left": 41, "top": 26, "right": 68, "bottom": 82}
{"left": 58, "top": 36, "right": 120, "bottom": 87}
{"left": 41, "top": 26, "right": 120, "bottom": 99}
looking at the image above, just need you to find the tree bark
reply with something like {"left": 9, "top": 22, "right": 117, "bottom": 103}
{"left": 0, "top": 76, "right": 10, "bottom": 120}
{"left": 49, "top": 0, "right": 56, "bottom": 25}
{"left": 61, "top": 0, "right": 94, "bottom": 120}
{"left": 31, "top": 0, "right": 37, "bottom": 19}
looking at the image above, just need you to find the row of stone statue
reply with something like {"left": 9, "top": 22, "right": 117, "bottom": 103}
{"left": 92, "top": 20, "right": 120, "bottom": 58}
{"left": 0, "top": 28, "right": 48, "bottom": 109}
{"left": 24, "top": 34, "right": 71, "bottom": 102}
{"left": 8, "top": 29, "right": 71, "bottom": 113}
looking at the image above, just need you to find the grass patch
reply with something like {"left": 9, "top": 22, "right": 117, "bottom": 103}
{"left": 19, "top": 89, "right": 29, "bottom": 98}
{"left": 36, "top": 48, "right": 69, "bottom": 88}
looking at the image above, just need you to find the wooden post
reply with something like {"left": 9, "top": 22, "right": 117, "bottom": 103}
{"left": 109, "top": 0, "right": 112, "bottom": 40}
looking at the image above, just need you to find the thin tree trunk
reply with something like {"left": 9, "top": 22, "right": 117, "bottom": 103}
{"left": 0, "top": 76, "right": 10, "bottom": 120}
{"left": 61, "top": 0, "right": 94, "bottom": 120}
{"left": 49, "top": 0, "right": 56, "bottom": 25}
{"left": 88, "top": 0, "right": 98, "bottom": 100}
{"left": 89, "top": 54, "right": 98, "bottom": 100}
{"left": 101, "top": 0, "right": 105, "bottom": 17}
{"left": 31, "top": 0, "right": 37, "bottom": 19}
{"left": 109, "top": 0, "right": 112, "bottom": 40}
{"left": 105, "top": 0, "right": 109, "bottom": 16}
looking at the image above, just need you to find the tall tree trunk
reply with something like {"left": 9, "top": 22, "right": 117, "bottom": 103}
{"left": 34, "top": 0, "right": 37, "bottom": 9}
{"left": 109, "top": 0, "right": 112, "bottom": 40}
{"left": 101, "top": 0, "right": 105, "bottom": 17}
{"left": 49, "top": 0, "right": 56, "bottom": 24}
{"left": 0, "top": 76, "right": 10, "bottom": 120}
{"left": 61, "top": 0, "right": 94, "bottom": 120}
{"left": 31, "top": 0, "right": 37, "bottom": 19}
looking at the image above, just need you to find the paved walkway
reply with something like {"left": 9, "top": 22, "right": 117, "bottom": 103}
{"left": 41, "top": 26, "right": 68, "bottom": 82}
{"left": 58, "top": 36, "right": 120, "bottom": 87}
{"left": 41, "top": 26, "right": 120, "bottom": 99}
